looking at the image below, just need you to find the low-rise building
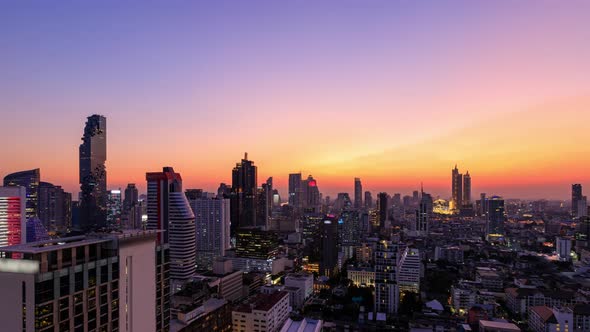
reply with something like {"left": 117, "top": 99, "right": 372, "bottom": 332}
{"left": 528, "top": 306, "right": 573, "bottom": 332}
{"left": 232, "top": 291, "right": 291, "bottom": 332}
{"left": 478, "top": 320, "right": 521, "bottom": 332}
{"left": 347, "top": 266, "right": 375, "bottom": 287}
{"left": 172, "top": 298, "right": 232, "bottom": 332}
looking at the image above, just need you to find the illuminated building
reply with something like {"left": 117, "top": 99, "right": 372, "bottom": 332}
{"left": 3, "top": 168, "right": 40, "bottom": 219}
{"left": 0, "top": 186, "right": 26, "bottom": 246}
{"left": 146, "top": 167, "right": 196, "bottom": 283}
{"left": 230, "top": 153, "right": 258, "bottom": 237}
{"left": 0, "top": 231, "right": 164, "bottom": 332}
{"left": 451, "top": 164, "right": 463, "bottom": 211}
{"left": 236, "top": 228, "right": 279, "bottom": 260}
{"left": 433, "top": 199, "right": 451, "bottom": 215}
{"left": 354, "top": 178, "right": 363, "bottom": 209}
{"left": 397, "top": 247, "right": 421, "bottom": 294}
{"left": 79, "top": 114, "right": 107, "bottom": 230}
{"left": 26, "top": 217, "right": 49, "bottom": 242}
{"left": 374, "top": 240, "right": 399, "bottom": 316}
{"left": 106, "top": 189, "right": 122, "bottom": 226}
{"left": 190, "top": 197, "right": 230, "bottom": 270}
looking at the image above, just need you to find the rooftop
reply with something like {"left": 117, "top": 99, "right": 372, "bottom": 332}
{"left": 234, "top": 291, "right": 289, "bottom": 313}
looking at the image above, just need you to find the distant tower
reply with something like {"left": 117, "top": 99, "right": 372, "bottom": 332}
{"left": 79, "top": 114, "right": 107, "bottom": 230}
{"left": 354, "top": 178, "right": 363, "bottom": 209}
{"left": 301, "top": 175, "right": 321, "bottom": 212}
{"left": 320, "top": 215, "right": 339, "bottom": 277}
{"left": 451, "top": 165, "right": 463, "bottom": 210}
{"left": 288, "top": 173, "right": 302, "bottom": 209}
{"left": 572, "top": 184, "right": 583, "bottom": 217}
{"left": 124, "top": 183, "right": 139, "bottom": 211}
{"left": 189, "top": 197, "right": 230, "bottom": 270}
{"left": 415, "top": 185, "right": 432, "bottom": 235}
{"left": 38, "top": 182, "right": 71, "bottom": 232}
{"left": 364, "top": 191, "right": 373, "bottom": 209}
{"left": 486, "top": 196, "right": 505, "bottom": 236}
{"left": 377, "top": 192, "right": 389, "bottom": 230}
{"left": 146, "top": 167, "right": 196, "bottom": 282}
{"left": 463, "top": 171, "right": 471, "bottom": 207}
{"left": 230, "top": 153, "right": 257, "bottom": 237}
{"left": 3, "top": 168, "right": 40, "bottom": 219}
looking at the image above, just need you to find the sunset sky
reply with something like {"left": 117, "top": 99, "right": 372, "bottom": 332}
{"left": 1, "top": 1, "right": 589, "bottom": 200}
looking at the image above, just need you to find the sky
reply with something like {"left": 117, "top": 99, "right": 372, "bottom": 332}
{"left": 1, "top": 1, "right": 589, "bottom": 200}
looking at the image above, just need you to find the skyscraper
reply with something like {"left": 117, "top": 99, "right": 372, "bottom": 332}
{"left": 0, "top": 186, "right": 26, "bottom": 246}
{"left": 146, "top": 167, "right": 196, "bottom": 282}
{"left": 38, "top": 181, "right": 72, "bottom": 233}
{"left": 79, "top": 114, "right": 107, "bottom": 230}
{"left": 190, "top": 197, "right": 230, "bottom": 269}
{"left": 301, "top": 175, "right": 321, "bottom": 212}
{"left": 364, "top": 191, "right": 373, "bottom": 209}
{"left": 572, "top": 184, "right": 583, "bottom": 217}
{"left": 374, "top": 240, "right": 399, "bottom": 315}
{"left": 230, "top": 153, "right": 257, "bottom": 237}
{"left": 354, "top": 178, "right": 363, "bottom": 209}
{"left": 320, "top": 215, "right": 339, "bottom": 277}
{"left": 452, "top": 165, "right": 463, "bottom": 210}
{"left": 288, "top": 173, "right": 302, "bottom": 209}
{"left": 397, "top": 247, "right": 421, "bottom": 294}
{"left": 124, "top": 183, "right": 139, "bottom": 211}
{"left": 377, "top": 192, "right": 389, "bottom": 230}
{"left": 106, "top": 189, "right": 122, "bottom": 226}
{"left": 415, "top": 189, "right": 432, "bottom": 235}
{"left": 3, "top": 168, "right": 40, "bottom": 219}
{"left": 487, "top": 196, "right": 505, "bottom": 236}
{"left": 463, "top": 171, "right": 471, "bottom": 207}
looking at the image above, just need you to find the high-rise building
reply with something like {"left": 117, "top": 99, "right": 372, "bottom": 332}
{"left": 578, "top": 196, "right": 588, "bottom": 218}
{"left": 397, "top": 247, "right": 421, "bottom": 294}
{"left": 230, "top": 153, "right": 257, "bottom": 237}
{"left": 0, "top": 186, "right": 26, "bottom": 246}
{"left": 38, "top": 181, "right": 72, "bottom": 233}
{"left": 320, "top": 215, "right": 339, "bottom": 277}
{"left": 452, "top": 165, "right": 463, "bottom": 211}
{"left": 415, "top": 189, "right": 432, "bottom": 235}
{"left": 478, "top": 193, "right": 488, "bottom": 217}
{"left": 106, "top": 189, "right": 122, "bottom": 226}
{"left": 79, "top": 114, "right": 107, "bottom": 230}
{"left": 354, "top": 178, "right": 363, "bottom": 209}
{"left": 377, "top": 192, "right": 389, "bottom": 230}
{"left": 0, "top": 230, "right": 164, "bottom": 332}
{"left": 123, "top": 183, "right": 139, "bottom": 211}
{"left": 288, "top": 173, "right": 302, "bottom": 209}
{"left": 25, "top": 217, "right": 50, "bottom": 242}
{"left": 572, "top": 184, "right": 586, "bottom": 218}
{"left": 146, "top": 167, "right": 196, "bottom": 282}
{"left": 3, "top": 168, "right": 40, "bottom": 219}
{"left": 190, "top": 197, "right": 230, "bottom": 269}
{"left": 463, "top": 171, "right": 472, "bottom": 207}
{"left": 374, "top": 240, "right": 399, "bottom": 316}
{"left": 301, "top": 175, "right": 321, "bottom": 212}
{"left": 236, "top": 228, "right": 279, "bottom": 260}
{"left": 364, "top": 191, "right": 373, "bottom": 209}
{"left": 486, "top": 196, "right": 505, "bottom": 236}
{"left": 217, "top": 183, "right": 231, "bottom": 198}
{"left": 256, "top": 178, "right": 273, "bottom": 228}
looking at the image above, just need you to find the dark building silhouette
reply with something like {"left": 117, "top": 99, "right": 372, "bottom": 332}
{"left": 217, "top": 183, "right": 231, "bottom": 198}
{"left": 378, "top": 192, "right": 389, "bottom": 230}
{"left": 320, "top": 215, "right": 339, "bottom": 277}
{"left": 230, "top": 153, "right": 257, "bottom": 237}
{"left": 3, "top": 168, "right": 40, "bottom": 219}
{"left": 486, "top": 196, "right": 505, "bottom": 236}
{"left": 573, "top": 184, "right": 583, "bottom": 216}
{"left": 124, "top": 183, "right": 139, "bottom": 211}
{"left": 288, "top": 173, "right": 302, "bottom": 209}
{"left": 79, "top": 114, "right": 107, "bottom": 230}
{"left": 354, "top": 178, "right": 363, "bottom": 209}
{"left": 463, "top": 171, "right": 472, "bottom": 206}
{"left": 452, "top": 164, "right": 463, "bottom": 210}
{"left": 364, "top": 191, "right": 373, "bottom": 209}
{"left": 38, "top": 181, "right": 72, "bottom": 232}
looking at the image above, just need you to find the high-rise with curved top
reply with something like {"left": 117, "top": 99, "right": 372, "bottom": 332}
{"left": 79, "top": 114, "right": 107, "bottom": 230}
{"left": 3, "top": 168, "right": 40, "bottom": 219}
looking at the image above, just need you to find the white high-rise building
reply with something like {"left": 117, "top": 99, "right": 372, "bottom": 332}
{"left": 146, "top": 167, "right": 196, "bottom": 284}
{"left": 397, "top": 247, "right": 421, "bottom": 294}
{"left": 190, "top": 197, "right": 230, "bottom": 270}
{"left": 374, "top": 240, "right": 399, "bottom": 316}
{"left": 0, "top": 186, "right": 26, "bottom": 246}
{"left": 556, "top": 237, "right": 572, "bottom": 261}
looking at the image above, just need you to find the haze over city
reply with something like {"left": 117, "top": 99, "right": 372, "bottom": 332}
{"left": 1, "top": 1, "right": 590, "bottom": 199}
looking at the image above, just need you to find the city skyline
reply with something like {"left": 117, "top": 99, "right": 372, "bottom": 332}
{"left": 2, "top": 1, "right": 590, "bottom": 199}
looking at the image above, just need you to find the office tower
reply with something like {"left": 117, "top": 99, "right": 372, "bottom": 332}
{"left": 486, "top": 196, "right": 505, "bottom": 236}
{"left": 364, "top": 191, "right": 373, "bottom": 209}
{"left": 230, "top": 153, "right": 257, "bottom": 237}
{"left": 374, "top": 240, "right": 399, "bottom": 315}
{"left": 377, "top": 192, "right": 389, "bottom": 230}
{"left": 0, "top": 230, "right": 163, "bottom": 331}
{"left": 265, "top": 177, "right": 273, "bottom": 213}
{"left": 146, "top": 167, "right": 196, "bottom": 282}
{"left": 190, "top": 197, "right": 230, "bottom": 269}
{"left": 478, "top": 193, "right": 487, "bottom": 216}
{"left": 415, "top": 189, "right": 432, "bottom": 235}
{"left": 354, "top": 178, "right": 363, "bottom": 209}
{"left": 463, "top": 171, "right": 472, "bottom": 206}
{"left": 334, "top": 192, "right": 352, "bottom": 211}
{"left": 301, "top": 175, "right": 321, "bottom": 212}
{"left": 572, "top": 184, "right": 583, "bottom": 217}
{"left": 340, "top": 210, "right": 360, "bottom": 246}
{"left": 578, "top": 196, "right": 589, "bottom": 218}
{"left": 288, "top": 173, "right": 302, "bottom": 209}
{"left": 123, "top": 183, "right": 139, "bottom": 211}
{"left": 217, "top": 183, "right": 231, "bottom": 198}
{"left": 320, "top": 215, "right": 339, "bottom": 277}
{"left": 256, "top": 178, "right": 273, "bottom": 228}
{"left": 79, "top": 114, "right": 107, "bottom": 230}
{"left": 397, "top": 247, "right": 421, "bottom": 294}
{"left": 451, "top": 165, "right": 463, "bottom": 211}
{"left": 412, "top": 190, "right": 419, "bottom": 205}
{"left": 236, "top": 228, "right": 279, "bottom": 259}
{"left": 0, "top": 186, "right": 27, "bottom": 246}
{"left": 3, "top": 168, "right": 40, "bottom": 219}
{"left": 106, "top": 189, "right": 122, "bottom": 226}
{"left": 26, "top": 217, "right": 50, "bottom": 242}
{"left": 38, "top": 181, "right": 72, "bottom": 233}
{"left": 155, "top": 242, "right": 171, "bottom": 332}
